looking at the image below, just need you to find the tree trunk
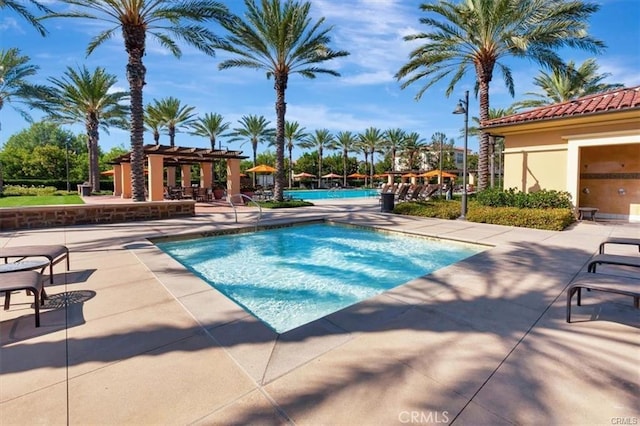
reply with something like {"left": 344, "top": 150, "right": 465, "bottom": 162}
{"left": 87, "top": 114, "right": 101, "bottom": 192}
{"left": 342, "top": 149, "right": 347, "bottom": 187}
{"left": 476, "top": 67, "right": 492, "bottom": 191}
{"left": 124, "top": 25, "right": 147, "bottom": 202}
{"left": 288, "top": 145, "right": 293, "bottom": 189}
{"left": 273, "top": 73, "right": 287, "bottom": 201}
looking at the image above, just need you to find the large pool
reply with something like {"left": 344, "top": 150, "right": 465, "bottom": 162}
{"left": 284, "top": 188, "right": 379, "bottom": 200}
{"left": 156, "top": 222, "right": 484, "bottom": 333}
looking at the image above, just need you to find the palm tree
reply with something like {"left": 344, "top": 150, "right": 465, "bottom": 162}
{"left": 144, "top": 103, "right": 164, "bottom": 145}
{"left": 214, "top": 0, "right": 349, "bottom": 201}
{"left": 299, "top": 129, "right": 333, "bottom": 189}
{"left": 330, "top": 131, "right": 358, "bottom": 187}
{"left": 1, "top": 0, "right": 51, "bottom": 36}
{"left": 382, "top": 128, "right": 406, "bottom": 173}
{"left": 395, "top": 0, "right": 604, "bottom": 191}
{"left": 284, "top": 121, "right": 308, "bottom": 188}
{"left": 40, "top": 65, "right": 129, "bottom": 192}
{"left": 401, "top": 132, "right": 427, "bottom": 172}
{"left": 191, "top": 112, "right": 231, "bottom": 185}
{"left": 150, "top": 97, "right": 196, "bottom": 147}
{"left": 227, "top": 115, "right": 275, "bottom": 187}
{"left": 359, "top": 127, "right": 385, "bottom": 183}
{"left": 512, "top": 59, "right": 624, "bottom": 110}
{"left": 0, "top": 48, "right": 50, "bottom": 125}
{"left": 49, "top": 1, "right": 231, "bottom": 201}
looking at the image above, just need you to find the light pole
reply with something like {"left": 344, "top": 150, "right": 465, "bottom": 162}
{"left": 453, "top": 90, "right": 469, "bottom": 220}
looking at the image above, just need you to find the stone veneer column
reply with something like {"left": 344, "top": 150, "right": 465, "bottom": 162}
{"left": 148, "top": 154, "right": 164, "bottom": 201}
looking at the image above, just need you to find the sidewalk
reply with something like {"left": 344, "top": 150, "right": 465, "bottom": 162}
{"left": 1, "top": 199, "right": 638, "bottom": 424}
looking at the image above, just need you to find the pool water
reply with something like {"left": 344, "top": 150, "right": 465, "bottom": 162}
{"left": 284, "top": 188, "right": 379, "bottom": 200}
{"left": 157, "top": 223, "right": 484, "bottom": 333}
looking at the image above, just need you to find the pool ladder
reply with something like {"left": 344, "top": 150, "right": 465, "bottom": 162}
{"left": 228, "top": 194, "right": 262, "bottom": 224}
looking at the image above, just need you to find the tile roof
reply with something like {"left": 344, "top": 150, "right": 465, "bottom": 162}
{"left": 482, "top": 86, "right": 640, "bottom": 128}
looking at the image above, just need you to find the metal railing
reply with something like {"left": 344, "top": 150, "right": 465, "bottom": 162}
{"left": 228, "top": 193, "right": 262, "bottom": 224}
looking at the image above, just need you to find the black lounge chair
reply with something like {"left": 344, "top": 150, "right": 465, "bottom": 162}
{"left": 1, "top": 271, "right": 47, "bottom": 327}
{"left": 0, "top": 245, "right": 70, "bottom": 284}
{"left": 599, "top": 237, "right": 640, "bottom": 254}
{"left": 566, "top": 272, "right": 639, "bottom": 323}
{"left": 587, "top": 254, "right": 640, "bottom": 273}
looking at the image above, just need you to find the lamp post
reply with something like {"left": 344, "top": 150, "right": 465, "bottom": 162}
{"left": 453, "top": 90, "right": 469, "bottom": 220}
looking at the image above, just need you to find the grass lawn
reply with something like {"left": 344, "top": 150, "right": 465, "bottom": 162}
{"left": 0, "top": 195, "right": 84, "bottom": 207}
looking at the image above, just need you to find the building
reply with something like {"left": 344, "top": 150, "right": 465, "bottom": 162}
{"left": 482, "top": 86, "right": 640, "bottom": 222}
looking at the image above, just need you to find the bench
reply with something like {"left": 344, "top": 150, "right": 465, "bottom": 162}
{"left": 577, "top": 207, "right": 598, "bottom": 221}
{"left": 599, "top": 237, "right": 640, "bottom": 254}
{"left": 0, "top": 245, "right": 69, "bottom": 284}
{"left": 587, "top": 254, "right": 640, "bottom": 273}
{"left": 567, "top": 272, "right": 640, "bottom": 322}
{"left": 0, "top": 271, "right": 47, "bottom": 327}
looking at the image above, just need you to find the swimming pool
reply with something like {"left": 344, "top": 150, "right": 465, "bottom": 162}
{"left": 156, "top": 222, "right": 484, "bottom": 333}
{"left": 284, "top": 188, "right": 379, "bottom": 200}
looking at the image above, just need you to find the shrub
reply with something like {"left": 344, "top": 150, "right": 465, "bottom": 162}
{"left": 466, "top": 205, "right": 575, "bottom": 231}
{"left": 258, "top": 200, "right": 314, "bottom": 208}
{"left": 1, "top": 185, "right": 58, "bottom": 196}
{"left": 476, "top": 187, "right": 572, "bottom": 209}
{"left": 394, "top": 200, "right": 462, "bottom": 220}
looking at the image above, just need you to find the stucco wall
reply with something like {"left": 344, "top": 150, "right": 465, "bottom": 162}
{"left": 0, "top": 201, "right": 196, "bottom": 231}
{"left": 504, "top": 147, "right": 567, "bottom": 192}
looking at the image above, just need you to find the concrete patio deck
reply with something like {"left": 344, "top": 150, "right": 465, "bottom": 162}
{"left": 1, "top": 197, "right": 638, "bottom": 425}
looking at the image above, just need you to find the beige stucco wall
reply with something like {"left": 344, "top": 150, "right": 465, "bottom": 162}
{"left": 504, "top": 147, "right": 567, "bottom": 192}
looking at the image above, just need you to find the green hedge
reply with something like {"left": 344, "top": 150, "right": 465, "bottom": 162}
{"left": 476, "top": 187, "right": 572, "bottom": 209}
{"left": 466, "top": 205, "right": 575, "bottom": 231}
{"left": 394, "top": 200, "right": 462, "bottom": 220}
{"left": 2, "top": 179, "right": 114, "bottom": 192}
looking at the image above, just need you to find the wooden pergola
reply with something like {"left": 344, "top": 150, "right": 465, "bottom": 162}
{"left": 108, "top": 144, "right": 248, "bottom": 201}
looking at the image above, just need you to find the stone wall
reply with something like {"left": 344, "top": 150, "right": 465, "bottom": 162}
{"left": 0, "top": 201, "right": 196, "bottom": 231}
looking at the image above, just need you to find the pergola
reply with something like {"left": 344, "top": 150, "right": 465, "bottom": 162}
{"left": 108, "top": 144, "right": 248, "bottom": 201}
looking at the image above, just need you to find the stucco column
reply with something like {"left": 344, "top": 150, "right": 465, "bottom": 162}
{"left": 227, "top": 158, "right": 241, "bottom": 197}
{"left": 148, "top": 154, "right": 164, "bottom": 201}
{"left": 121, "top": 162, "right": 132, "bottom": 199}
{"left": 166, "top": 166, "right": 176, "bottom": 187}
{"left": 181, "top": 164, "right": 191, "bottom": 187}
{"left": 200, "top": 162, "right": 213, "bottom": 188}
{"left": 113, "top": 164, "right": 122, "bottom": 196}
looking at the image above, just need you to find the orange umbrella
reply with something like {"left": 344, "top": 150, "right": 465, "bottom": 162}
{"left": 347, "top": 173, "right": 367, "bottom": 179}
{"left": 293, "top": 172, "right": 316, "bottom": 178}
{"left": 321, "top": 173, "right": 342, "bottom": 179}
{"left": 402, "top": 172, "right": 418, "bottom": 178}
{"left": 246, "top": 164, "right": 276, "bottom": 173}
{"left": 419, "top": 170, "right": 457, "bottom": 178}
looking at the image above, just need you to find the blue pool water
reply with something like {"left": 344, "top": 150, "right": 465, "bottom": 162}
{"left": 157, "top": 223, "right": 484, "bottom": 333}
{"left": 284, "top": 188, "right": 379, "bottom": 200}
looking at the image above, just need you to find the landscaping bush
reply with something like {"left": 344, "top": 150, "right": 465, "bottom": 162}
{"left": 466, "top": 205, "right": 575, "bottom": 231}
{"left": 476, "top": 187, "right": 572, "bottom": 209}
{"left": 258, "top": 200, "right": 314, "bottom": 209}
{"left": 1, "top": 185, "right": 59, "bottom": 196}
{"left": 394, "top": 200, "right": 462, "bottom": 220}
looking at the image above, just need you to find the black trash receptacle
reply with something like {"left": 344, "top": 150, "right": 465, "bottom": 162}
{"left": 78, "top": 184, "right": 91, "bottom": 196}
{"left": 381, "top": 192, "right": 394, "bottom": 213}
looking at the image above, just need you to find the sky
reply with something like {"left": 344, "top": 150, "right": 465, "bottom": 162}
{"left": 2, "top": 0, "right": 639, "bottom": 160}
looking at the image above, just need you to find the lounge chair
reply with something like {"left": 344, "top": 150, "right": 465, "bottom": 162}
{"left": 418, "top": 184, "right": 440, "bottom": 201}
{"left": 566, "top": 272, "right": 639, "bottom": 322}
{"left": 404, "top": 184, "right": 424, "bottom": 202}
{"left": 1, "top": 270, "right": 47, "bottom": 327}
{"left": 0, "top": 245, "right": 70, "bottom": 284}
{"left": 599, "top": 237, "right": 640, "bottom": 254}
{"left": 587, "top": 254, "right": 640, "bottom": 273}
{"left": 395, "top": 183, "right": 411, "bottom": 202}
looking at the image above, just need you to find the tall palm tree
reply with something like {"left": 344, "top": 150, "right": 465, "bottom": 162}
{"left": 144, "top": 103, "right": 164, "bottom": 145}
{"left": 359, "top": 127, "right": 385, "bottom": 183}
{"left": 150, "top": 97, "right": 196, "bottom": 147}
{"left": 512, "top": 59, "right": 623, "bottom": 110}
{"left": 382, "top": 128, "right": 406, "bottom": 173}
{"left": 0, "top": 48, "right": 50, "bottom": 125}
{"left": 214, "top": 0, "right": 349, "bottom": 201}
{"left": 395, "top": 0, "right": 604, "bottom": 191}
{"left": 191, "top": 112, "right": 231, "bottom": 185}
{"left": 40, "top": 65, "right": 129, "bottom": 192}
{"left": 299, "top": 129, "right": 333, "bottom": 189}
{"left": 227, "top": 114, "right": 275, "bottom": 187}
{"left": 401, "top": 132, "right": 427, "bottom": 172}
{"left": 284, "top": 121, "right": 308, "bottom": 188}
{"left": 330, "top": 131, "right": 358, "bottom": 187}
{"left": 49, "top": 1, "right": 231, "bottom": 201}
{"left": 1, "top": 0, "right": 51, "bottom": 36}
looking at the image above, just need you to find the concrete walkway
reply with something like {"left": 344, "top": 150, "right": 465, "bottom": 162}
{"left": 1, "top": 198, "right": 638, "bottom": 425}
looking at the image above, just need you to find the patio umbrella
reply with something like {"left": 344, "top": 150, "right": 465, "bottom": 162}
{"left": 347, "top": 173, "right": 367, "bottom": 179}
{"left": 419, "top": 170, "right": 457, "bottom": 179}
{"left": 293, "top": 172, "right": 316, "bottom": 179}
{"left": 401, "top": 172, "right": 418, "bottom": 178}
{"left": 245, "top": 164, "right": 276, "bottom": 187}
{"left": 321, "top": 173, "right": 343, "bottom": 179}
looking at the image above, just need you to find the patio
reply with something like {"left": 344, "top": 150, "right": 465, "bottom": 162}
{"left": 1, "top": 198, "right": 638, "bottom": 424}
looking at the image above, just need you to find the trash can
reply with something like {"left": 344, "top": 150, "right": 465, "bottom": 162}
{"left": 380, "top": 192, "right": 395, "bottom": 213}
{"left": 77, "top": 183, "right": 91, "bottom": 196}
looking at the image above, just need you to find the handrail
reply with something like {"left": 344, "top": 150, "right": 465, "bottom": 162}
{"left": 228, "top": 193, "right": 262, "bottom": 224}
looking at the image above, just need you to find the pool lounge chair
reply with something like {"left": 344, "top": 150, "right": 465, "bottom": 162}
{"left": 599, "top": 237, "right": 640, "bottom": 254}
{"left": 587, "top": 254, "right": 640, "bottom": 273}
{"left": 566, "top": 272, "right": 639, "bottom": 323}
{"left": 0, "top": 245, "right": 70, "bottom": 284}
{"left": 1, "top": 270, "right": 47, "bottom": 327}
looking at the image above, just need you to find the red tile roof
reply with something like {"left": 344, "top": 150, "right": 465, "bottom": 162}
{"left": 482, "top": 86, "right": 640, "bottom": 128}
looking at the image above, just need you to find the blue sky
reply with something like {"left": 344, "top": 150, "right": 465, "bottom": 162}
{"left": 2, "top": 0, "right": 639, "bottom": 159}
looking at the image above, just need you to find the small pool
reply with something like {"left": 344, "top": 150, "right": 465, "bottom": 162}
{"left": 284, "top": 188, "right": 379, "bottom": 200}
{"left": 156, "top": 223, "right": 484, "bottom": 333}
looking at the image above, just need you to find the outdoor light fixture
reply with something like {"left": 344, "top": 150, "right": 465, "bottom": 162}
{"left": 453, "top": 90, "right": 469, "bottom": 220}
